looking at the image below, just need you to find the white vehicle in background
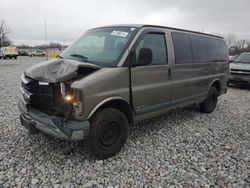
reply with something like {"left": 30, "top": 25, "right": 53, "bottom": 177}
{"left": 0, "top": 46, "right": 18, "bottom": 59}
{"left": 29, "top": 50, "right": 46, "bottom": 57}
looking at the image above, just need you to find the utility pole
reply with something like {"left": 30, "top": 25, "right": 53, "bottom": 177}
{"left": 0, "top": 33, "right": 2, "bottom": 48}
{"left": 45, "top": 19, "right": 48, "bottom": 60}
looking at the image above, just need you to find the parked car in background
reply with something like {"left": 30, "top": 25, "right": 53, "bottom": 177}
{"left": 229, "top": 52, "right": 250, "bottom": 85}
{"left": 0, "top": 46, "right": 18, "bottom": 59}
{"left": 29, "top": 50, "right": 46, "bottom": 57}
{"left": 19, "top": 24, "right": 228, "bottom": 159}
{"left": 18, "top": 50, "right": 29, "bottom": 56}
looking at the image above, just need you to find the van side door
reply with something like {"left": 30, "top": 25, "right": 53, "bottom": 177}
{"left": 129, "top": 30, "right": 172, "bottom": 119}
{"left": 170, "top": 32, "right": 212, "bottom": 106}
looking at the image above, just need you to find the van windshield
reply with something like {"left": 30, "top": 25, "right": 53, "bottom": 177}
{"left": 60, "top": 27, "right": 138, "bottom": 67}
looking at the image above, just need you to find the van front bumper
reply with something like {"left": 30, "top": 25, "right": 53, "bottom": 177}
{"left": 18, "top": 100, "right": 90, "bottom": 140}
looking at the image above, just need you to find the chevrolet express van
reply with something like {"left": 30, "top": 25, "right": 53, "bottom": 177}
{"left": 19, "top": 25, "right": 229, "bottom": 158}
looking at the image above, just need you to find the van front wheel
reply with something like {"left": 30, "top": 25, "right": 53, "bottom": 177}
{"left": 86, "top": 108, "right": 129, "bottom": 159}
{"left": 200, "top": 86, "right": 218, "bottom": 113}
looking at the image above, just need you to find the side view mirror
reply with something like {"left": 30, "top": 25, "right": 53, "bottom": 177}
{"left": 130, "top": 48, "right": 152, "bottom": 67}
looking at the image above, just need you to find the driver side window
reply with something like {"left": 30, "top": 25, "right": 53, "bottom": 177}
{"left": 135, "top": 33, "right": 168, "bottom": 65}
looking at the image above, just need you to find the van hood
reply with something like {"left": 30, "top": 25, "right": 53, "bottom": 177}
{"left": 230, "top": 62, "right": 250, "bottom": 71}
{"left": 24, "top": 58, "right": 101, "bottom": 83}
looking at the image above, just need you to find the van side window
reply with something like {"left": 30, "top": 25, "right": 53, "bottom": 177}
{"left": 135, "top": 33, "right": 167, "bottom": 65}
{"left": 206, "top": 38, "right": 228, "bottom": 62}
{"left": 172, "top": 32, "right": 193, "bottom": 64}
{"left": 190, "top": 35, "right": 208, "bottom": 63}
{"left": 172, "top": 32, "right": 228, "bottom": 64}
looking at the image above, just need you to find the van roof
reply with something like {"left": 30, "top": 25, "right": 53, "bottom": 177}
{"left": 96, "top": 24, "right": 223, "bottom": 39}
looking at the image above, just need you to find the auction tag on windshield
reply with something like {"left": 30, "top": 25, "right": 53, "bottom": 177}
{"left": 111, "top": 31, "right": 128, "bottom": 37}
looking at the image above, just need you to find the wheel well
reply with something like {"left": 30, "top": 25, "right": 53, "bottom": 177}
{"left": 95, "top": 99, "right": 134, "bottom": 124}
{"left": 211, "top": 80, "right": 221, "bottom": 93}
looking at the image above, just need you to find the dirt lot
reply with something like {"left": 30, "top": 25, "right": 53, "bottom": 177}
{"left": 0, "top": 57, "right": 249, "bottom": 187}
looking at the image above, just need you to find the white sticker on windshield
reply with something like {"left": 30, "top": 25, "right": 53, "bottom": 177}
{"left": 111, "top": 31, "right": 128, "bottom": 37}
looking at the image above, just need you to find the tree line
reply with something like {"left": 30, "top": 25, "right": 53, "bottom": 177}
{"left": 214, "top": 33, "right": 250, "bottom": 55}
{"left": 17, "top": 42, "right": 67, "bottom": 50}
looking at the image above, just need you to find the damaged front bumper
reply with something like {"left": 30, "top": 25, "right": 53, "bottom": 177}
{"left": 18, "top": 100, "right": 90, "bottom": 140}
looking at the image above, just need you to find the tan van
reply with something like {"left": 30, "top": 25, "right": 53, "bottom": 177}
{"left": 19, "top": 25, "right": 229, "bottom": 158}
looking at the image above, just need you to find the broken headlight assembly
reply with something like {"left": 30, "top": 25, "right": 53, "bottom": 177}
{"left": 60, "top": 83, "right": 83, "bottom": 119}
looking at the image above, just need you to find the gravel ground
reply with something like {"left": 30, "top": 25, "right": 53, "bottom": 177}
{"left": 0, "top": 57, "right": 249, "bottom": 187}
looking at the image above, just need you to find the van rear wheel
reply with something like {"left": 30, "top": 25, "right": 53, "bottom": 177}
{"left": 200, "top": 86, "right": 218, "bottom": 113}
{"left": 86, "top": 108, "right": 129, "bottom": 159}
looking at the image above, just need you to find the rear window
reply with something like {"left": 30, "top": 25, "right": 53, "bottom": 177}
{"left": 206, "top": 38, "right": 228, "bottom": 62}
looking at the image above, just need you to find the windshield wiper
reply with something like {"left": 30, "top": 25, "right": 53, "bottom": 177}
{"left": 57, "top": 55, "right": 63, "bottom": 59}
{"left": 70, "top": 54, "right": 91, "bottom": 62}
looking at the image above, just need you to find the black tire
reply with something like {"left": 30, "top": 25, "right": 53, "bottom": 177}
{"left": 200, "top": 86, "right": 218, "bottom": 113}
{"left": 86, "top": 108, "right": 129, "bottom": 159}
{"left": 3, "top": 56, "right": 6, "bottom": 59}
{"left": 14, "top": 56, "right": 17, "bottom": 59}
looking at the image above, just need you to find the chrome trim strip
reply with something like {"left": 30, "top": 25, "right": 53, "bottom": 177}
{"left": 39, "top": 82, "right": 49, "bottom": 85}
{"left": 21, "top": 74, "right": 32, "bottom": 85}
{"left": 21, "top": 87, "right": 32, "bottom": 100}
{"left": 60, "top": 82, "right": 66, "bottom": 96}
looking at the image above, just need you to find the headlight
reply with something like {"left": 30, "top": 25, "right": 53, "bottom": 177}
{"left": 61, "top": 83, "right": 83, "bottom": 119}
{"left": 61, "top": 82, "right": 77, "bottom": 104}
{"left": 64, "top": 94, "right": 74, "bottom": 103}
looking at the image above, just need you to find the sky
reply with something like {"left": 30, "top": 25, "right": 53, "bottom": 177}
{"left": 0, "top": 0, "right": 250, "bottom": 46}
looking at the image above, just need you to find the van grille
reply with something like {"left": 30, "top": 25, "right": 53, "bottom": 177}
{"left": 21, "top": 74, "right": 73, "bottom": 118}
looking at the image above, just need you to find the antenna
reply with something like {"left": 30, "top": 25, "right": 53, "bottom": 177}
{"left": 45, "top": 19, "right": 48, "bottom": 60}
